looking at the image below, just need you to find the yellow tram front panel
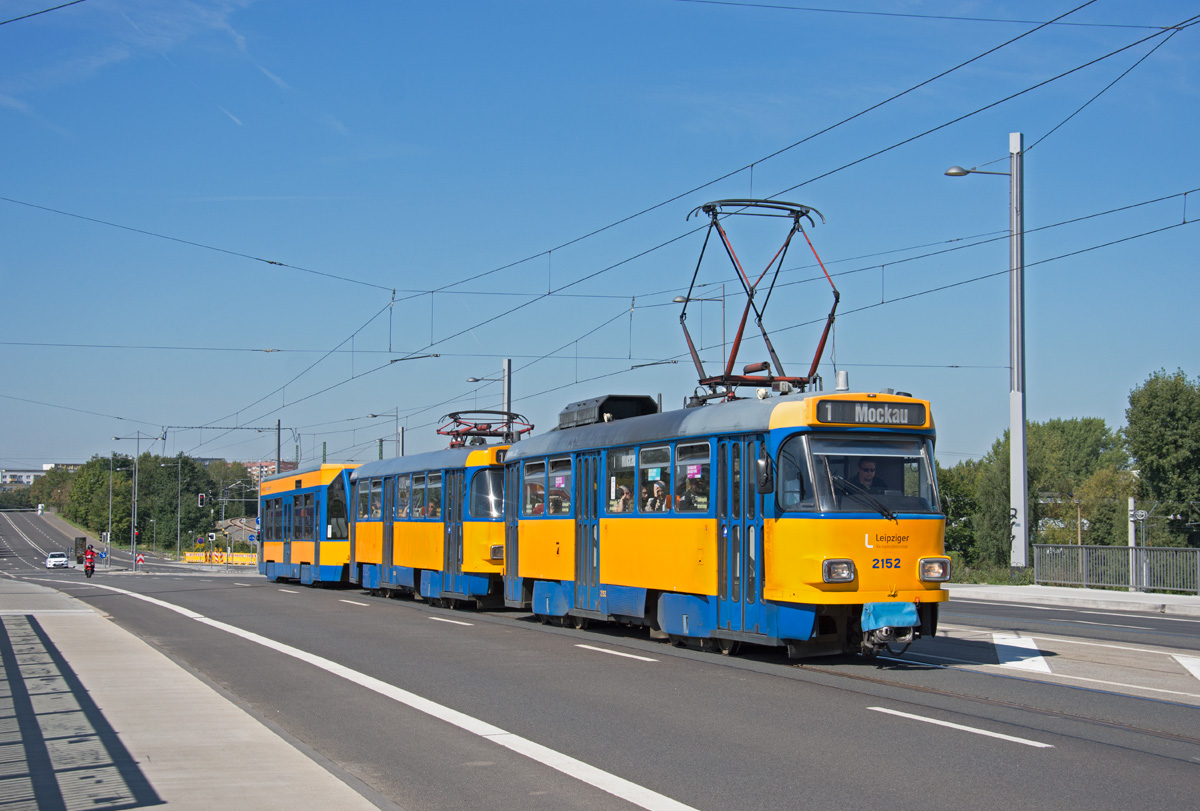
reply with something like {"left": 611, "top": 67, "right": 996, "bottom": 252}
{"left": 517, "top": 519, "right": 574, "bottom": 582}
{"left": 599, "top": 517, "right": 716, "bottom": 595}
{"left": 355, "top": 520, "right": 383, "bottom": 566}
{"left": 395, "top": 520, "right": 442, "bottom": 571}
{"left": 463, "top": 520, "right": 504, "bottom": 576}
{"left": 764, "top": 517, "right": 948, "bottom": 605}
{"left": 768, "top": 392, "right": 936, "bottom": 432}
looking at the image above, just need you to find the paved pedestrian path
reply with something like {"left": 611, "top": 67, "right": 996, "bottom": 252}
{"left": 0, "top": 576, "right": 385, "bottom": 811}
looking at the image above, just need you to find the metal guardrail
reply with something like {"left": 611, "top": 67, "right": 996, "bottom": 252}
{"left": 1033, "top": 544, "right": 1200, "bottom": 594}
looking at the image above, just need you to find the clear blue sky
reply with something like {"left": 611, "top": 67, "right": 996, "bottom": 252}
{"left": 2, "top": 0, "right": 1197, "bottom": 470}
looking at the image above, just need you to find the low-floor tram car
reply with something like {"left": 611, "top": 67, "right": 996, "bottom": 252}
{"left": 505, "top": 391, "right": 949, "bottom": 656}
{"left": 259, "top": 462, "right": 358, "bottom": 585}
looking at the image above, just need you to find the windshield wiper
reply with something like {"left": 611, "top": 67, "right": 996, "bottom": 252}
{"left": 832, "top": 475, "right": 897, "bottom": 522}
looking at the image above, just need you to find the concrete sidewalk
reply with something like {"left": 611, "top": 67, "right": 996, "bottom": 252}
{"left": 0, "top": 576, "right": 384, "bottom": 811}
{"left": 947, "top": 582, "right": 1200, "bottom": 617}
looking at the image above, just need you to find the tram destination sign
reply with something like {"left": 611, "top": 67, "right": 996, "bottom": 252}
{"left": 816, "top": 399, "right": 926, "bottom": 427}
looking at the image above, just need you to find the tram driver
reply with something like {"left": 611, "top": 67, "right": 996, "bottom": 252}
{"left": 854, "top": 457, "right": 888, "bottom": 493}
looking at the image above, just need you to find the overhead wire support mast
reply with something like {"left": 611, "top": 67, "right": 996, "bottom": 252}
{"left": 680, "top": 200, "right": 838, "bottom": 400}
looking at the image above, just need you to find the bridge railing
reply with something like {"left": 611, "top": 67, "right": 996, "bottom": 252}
{"left": 1033, "top": 545, "right": 1199, "bottom": 594}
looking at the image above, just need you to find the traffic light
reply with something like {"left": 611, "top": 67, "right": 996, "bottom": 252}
{"left": 198, "top": 493, "right": 206, "bottom": 507}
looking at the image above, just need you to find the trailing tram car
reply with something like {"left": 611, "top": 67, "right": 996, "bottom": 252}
{"left": 503, "top": 391, "right": 949, "bottom": 656}
{"left": 259, "top": 462, "right": 358, "bottom": 585}
{"left": 348, "top": 444, "right": 507, "bottom": 606}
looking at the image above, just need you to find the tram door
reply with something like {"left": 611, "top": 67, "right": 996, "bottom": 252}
{"left": 717, "top": 436, "right": 766, "bottom": 634}
{"left": 380, "top": 478, "right": 395, "bottom": 587}
{"left": 444, "top": 470, "right": 465, "bottom": 595}
{"left": 503, "top": 464, "right": 522, "bottom": 605}
{"left": 574, "top": 452, "right": 601, "bottom": 613}
{"left": 283, "top": 498, "right": 293, "bottom": 567}
{"left": 313, "top": 493, "right": 323, "bottom": 569}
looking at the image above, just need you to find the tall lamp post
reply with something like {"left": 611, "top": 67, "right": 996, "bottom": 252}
{"left": 946, "top": 131, "right": 1028, "bottom": 568}
{"left": 673, "top": 284, "right": 726, "bottom": 367}
{"left": 107, "top": 457, "right": 129, "bottom": 569}
{"left": 161, "top": 459, "right": 182, "bottom": 561}
{"left": 113, "top": 431, "right": 161, "bottom": 568}
{"left": 367, "top": 407, "right": 403, "bottom": 457}
{"left": 466, "top": 358, "right": 513, "bottom": 416}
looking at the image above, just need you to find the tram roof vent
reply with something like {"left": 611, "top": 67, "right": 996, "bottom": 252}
{"left": 557, "top": 394, "right": 660, "bottom": 430}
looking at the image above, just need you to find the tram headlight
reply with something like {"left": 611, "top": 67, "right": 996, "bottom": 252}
{"left": 919, "top": 557, "right": 951, "bottom": 582}
{"left": 490, "top": 544, "right": 504, "bottom": 561}
{"left": 822, "top": 559, "right": 856, "bottom": 583}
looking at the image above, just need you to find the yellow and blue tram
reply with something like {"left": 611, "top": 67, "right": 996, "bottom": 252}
{"left": 259, "top": 462, "right": 358, "bottom": 585}
{"left": 504, "top": 391, "right": 948, "bottom": 655}
{"left": 348, "top": 445, "right": 507, "bottom": 606}
{"left": 261, "top": 388, "right": 948, "bottom": 656}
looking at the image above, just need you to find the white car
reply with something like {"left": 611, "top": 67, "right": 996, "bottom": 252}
{"left": 45, "top": 552, "right": 69, "bottom": 569}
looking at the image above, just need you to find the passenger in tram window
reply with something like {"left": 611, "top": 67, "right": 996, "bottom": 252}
{"left": 611, "top": 485, "right": 633, "bottom": 513}
{"left": 854, "top": 458, "right": 888, "bottom": 493}
{"left": 646, "top": 480, "right": 670, "bottom": 512}
{"left": 676, "top": 476, "right": 706, "bottom": 511}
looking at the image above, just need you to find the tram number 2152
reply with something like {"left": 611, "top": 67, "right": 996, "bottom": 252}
{"left": 872, "top": 558, "right": 902, "bottom": 569}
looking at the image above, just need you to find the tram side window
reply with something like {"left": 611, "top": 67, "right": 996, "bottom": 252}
{"left": 469, "top": 469, "right": 503, "bottom": 519}
{"left": 639, "top": 445, "right": 672, "bottom": 513}
{"left": 356, "top": 480, "right": 369, "bottom": 520}
{"left": 547, "top": 457, "right": 572, "bottom": 516}
{"left": 674, "top": 443, "right": 710, "bottom": 513}
{"left": 328, "top": 482, "right": 348, "bottom": 540}
{"left": 411, "top": 474, "right": 426, "bottom": 518}
{"left": 369, "top": 478, "right": 383, "bottom": 519}
{"left": 605, "top": 449, "right": 635, "bottom": 514}
{"left": 304, "top": 493, "right": 315, "bottom": 540}
{"left": 395, "top": 474, "right": 410, "bottom": 518}
{"left": 523, "top": 461, "right": 546, "bottom": 516}
{"left": 426, "top": 473, "right": 443, "bottom": 519}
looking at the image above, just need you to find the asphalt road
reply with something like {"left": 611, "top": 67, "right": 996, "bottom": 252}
{"left": 4, "top": 510, "right": 1199, "bottom": 810}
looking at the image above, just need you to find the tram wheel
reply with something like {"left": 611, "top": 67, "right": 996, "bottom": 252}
{"left": 572, "top": 616, "right": 590, "bottom": 630}
{"left": 717, "top": 639, "right": 741, "bottom": 656}
{"left": 668, "top": 634, "right": 686, "bottom": 647}
{"left": 535, "top": 614, "right": 549, "bottom": 625}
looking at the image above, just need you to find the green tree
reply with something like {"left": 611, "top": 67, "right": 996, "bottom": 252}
{"left": 30, "top": 467, "right": 73, "bottom": 512}
{"left": 937, "top": 458, "right": 981, "bottom": 564}
{"left": 1125, "top": 369, "right": 1200, "bottom": 545}
{"left": 972, "top": 418, "right": 1128, "bottom": 564}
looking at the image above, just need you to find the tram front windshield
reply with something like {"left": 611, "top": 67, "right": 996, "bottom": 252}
{"left": 777, "top": 434, "right": 940, "bottom": 515}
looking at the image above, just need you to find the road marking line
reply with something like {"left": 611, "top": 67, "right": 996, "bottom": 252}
{"left": 278, "top": 589, "right": 299, "bottom": 594}
{"left": 993, "top": 633, "right": 1052, "bottom": 673}
{"left": 942, "top": 624, "right": 1189, "bottom": 657}
{"left": 1174, "top": 655, "right": 1200, "bottom": 682}
{"left": 429, "top": 616, "right": 472, "bottom": 626}
{"left": 1064, "top": 620, "right": 1151, "bottom": 630}
{"left": 73, "top": 581, "right": 700, "bottom": 811}
{"left": 339, "top": 599, "right": 370, "bottom": 607}
{"left": 869, "top": 707, "right": 1053, "bottom": 748}
{"left": 889, "top": 653, "right": 1200, "bottom": 699}
{"left": 576, "top": 644, "right": 657, "bottom": 662}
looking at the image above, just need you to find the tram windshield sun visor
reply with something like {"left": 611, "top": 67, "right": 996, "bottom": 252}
{"left": 776, "top": 435, "right": 940, "bottom": 515}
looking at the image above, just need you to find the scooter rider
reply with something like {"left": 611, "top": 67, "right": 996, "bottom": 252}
{"left": 83, "top": 544, "right": 96, "bottom": 572}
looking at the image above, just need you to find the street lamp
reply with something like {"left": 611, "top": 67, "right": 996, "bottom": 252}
{"left": 367, "top": 407, "right": 403, "bottom": 457}
{"left": 161, "top": 459, "right": 182, "bottom": 561}
{"left": 113, "top": 430, "right": 162, "bottom": 567}
{"left": 946, "top": 131, "right": 1028, "bottom": 568}
{"left": 674, "top": 284, "right": 726, "bottom": 368}
{"left": 107, "top": 458, "right": 129, "bottom": 569}
{"left": 466, "top": 358, "right": 513, "bottom": 416}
